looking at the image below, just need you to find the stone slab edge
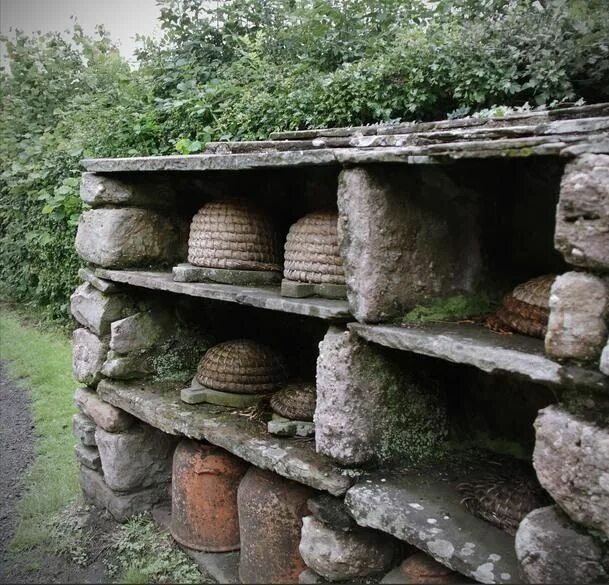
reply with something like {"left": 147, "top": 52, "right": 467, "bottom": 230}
{"left": 96, "top": 379, "right": 353, "bottom": 496}
{"left": 173, "top": 263, "right": 282, "bottom": 286}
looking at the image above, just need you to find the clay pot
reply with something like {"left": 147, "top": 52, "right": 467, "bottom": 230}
{"left": 170, "top": 440, "right": 249, "bottom": 552}
{"left": 238, "top": 467, "right": 314, "bottom": 583}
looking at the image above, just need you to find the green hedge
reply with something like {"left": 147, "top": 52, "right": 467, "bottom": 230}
{"left": 1, "top": 0, "right": 608, "bottom": 321}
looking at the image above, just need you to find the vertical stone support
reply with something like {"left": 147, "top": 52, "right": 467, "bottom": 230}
{"left": 315, "top": 326, "right": 447, "bottom": 466}
{"left": 337, "top": 165, "right": 480, "bottom": 323}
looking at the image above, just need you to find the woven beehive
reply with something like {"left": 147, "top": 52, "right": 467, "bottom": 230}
{"left": 457, "top": 454, "right": 550, "bottom": 535}
{"left": 188, "top": 199, "right": 282, "bottom": 271}
{"left": 283, "top": 211, "right": 345, "bottom": 285}
{"left": 270, "top": 382, "right": 317, "bottom": 421}
{"left": 196, "top": 339, "right": 287, "bottom": 394}
{"left": 495, "top": 274, "right": 556, "bottom": 338}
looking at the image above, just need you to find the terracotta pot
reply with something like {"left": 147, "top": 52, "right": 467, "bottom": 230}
{"left": 238, "top": 467, "right": 314, "bottom": 584}
{"left": 170, "top": 440, "right": 249, "bottom": 552}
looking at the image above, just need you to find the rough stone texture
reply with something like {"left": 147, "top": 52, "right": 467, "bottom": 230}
{"left": 316, "top": 327, "right": 447, "bottom": 466}
{"left": 555, "top": 154, "right": 609, "bottom": 271}
{"left": 70, "top": 282, "right": 135, "bottom": 336}
{"left": 281, "top": 280, "right": 348, "bottom": 301}
{"left": 601, "top": 341, "right": 609, "bottom": 375}
{"left": 74, "top": 444, "right": 101, "bottom": 471}
{"left": 72, "top": 412, "right": 97, "bottom": 447}
{"left": 100, "top": 351, "right": 155, "bottom": 380}
{"left": 299, "top": 568, "right": 327, "bottom": 584}
{"left": 109, "top": 310, "right": 175, "bottom": 354}
{"left": 380, "top": 553, "right": 469, "bottom": 584}
{"left": 79, "top": 465, "right": 170, "bottom": 522}
{"left": 515, "top": 506, "right": 609, "bottom": 584}
{"left": 74, "top": 387, "right": 135, "bottom": 433}
{"left": 337, "top": 166, "right": 480, "bottom": 323}
{"left": 80, "top": 172, "right": 175, "bottom": 208}
{"left": 267, "top": 416, "right": 315, "bottom": 438}
{"left": 533, "top": 405, "right": 609, "bottom": 539}
{"left": 545, "top": 272, "right": 609, "bottom": 361}
{"left": 75, "top": 208, "right": 186, "bottom": 268}
{"left": 95, "top": 423, "right": 177, "bottom": 492}
{"left": 78, "top": 267, "right": 120, "bottom": 293}
{"left": 173, "top": 264, "right": 281, "bottom": 285}
{"left": 72, "top": 327, "right": 108, "bottom": 387}
{"left": 299, "top": 516, "right": 395, "bottom": 581}
{"left": 307, "top": 493, "right": 358, "bottom": 533}
{"left": 180, "top": 386, "right": 262, "bottom": 408}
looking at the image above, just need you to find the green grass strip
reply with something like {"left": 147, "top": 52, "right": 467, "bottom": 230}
{"left": 0, "top": 307, "right": 79, "bottom": 550}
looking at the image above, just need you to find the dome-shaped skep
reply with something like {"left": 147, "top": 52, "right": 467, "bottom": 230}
{"left": 270, "top": 382, "right": 316, "bottom": 421}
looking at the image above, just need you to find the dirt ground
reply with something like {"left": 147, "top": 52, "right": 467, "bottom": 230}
{"left": 0, "top": 362, "right": 113, "bottom": 584}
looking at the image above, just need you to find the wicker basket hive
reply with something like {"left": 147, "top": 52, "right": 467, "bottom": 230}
{"left": 283, "top": 211, "right": 345, "bottom": 285}
{"left": 495, "top": 274, "right": 556, "bottom": 338}
{"left": 270, "top": 382, "right": 317, "bottom": 421}
{"left": 196, "top": 339, "right": 287, "bottom": 394}
{"left": 188, "top": 199, "right": 282, "bottom": 272}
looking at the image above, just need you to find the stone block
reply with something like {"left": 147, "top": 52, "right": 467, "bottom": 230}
{"left": 100, "top": 351, "right": 155, "bottom": 380}
{"left": 299, "top": 516, "right": 395, "bottom": 581}
{"left": 337, "top": 166, "right": 480, "bottom": 323}
{"left": 75, "top": 208, "right": 186, "bottom": 268}
{"left": 72, "top": 412, "right": 97, "bottom": 447}
{"left": 78, "top": 267, "right": 120, "bottom": 294}
{"left": 72, "top": 327, "right": 108, "bottom": 387}
{"left": 307, "top": 493, "right": 358, "bottom": 532}
{"left": 299, "top": 569, "right": 328, "bottom": 584}
{"left": 555, "top": 154, "right": 609, "bottom": 271}
{"left": 79, "top": 465, "right": 170, "bottom": 523}
{"left": 267, "top": 416, "right": 315, "bottom": 438}
{"left": 70, "top": 282, "right": 135, "bottom": 336}
{"left": 80, "top": 172, "right": 175, "bottom": 208}
{"left": 533, "top": 405, "right": 609, "bottom": 538}
{"left": 515, "top": 506, "right": 609, "bottom": 584}
{"left": 173, "top": 263, "right": 281, "bottom": 285}
{"left": 600, "top": 341, "right": 609, "bottom": 376}
{"left": 380, "top": 553, "right": 469, "bottom": 584}
{"left": 180, "top": 386, "right": 262, "bottom": 408}
{"left": 74, "top": 387, "right": 135, "bottom": 433}
{"left": 74, "top": 443, "right": 101, "bottom": 470}
{"left": 109, "top": 310, "right": 175, "bottom": 354}
{"left": 545, "top": 271, "right": 609, "bottom": 361}
{"left": 316, "top": 326, "right": 447, "bottom": 466}
{"left": 95, "top": 423, "right": 177, "bottom": 492}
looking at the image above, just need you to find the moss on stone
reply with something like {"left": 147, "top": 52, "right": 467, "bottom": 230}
{"left": 402, "top": 293, "right": 495, "bottom": 324}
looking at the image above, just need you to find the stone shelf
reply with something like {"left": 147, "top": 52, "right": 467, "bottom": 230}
{"left": 94, "top": 269, "right": 351, "bottom": 321}
{"left": 349, "top": 322, "right": 609, "bottom": 392}
{"left": 96, "top": 379, "right": 354, "bottom": 496}
{"left": 345, "top": 464, "right": 519, "bottom": 585}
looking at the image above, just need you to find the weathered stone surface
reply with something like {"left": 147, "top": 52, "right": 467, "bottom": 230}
{"left": 515, "top": 506, "right": 609, "bottom": 584}
{"left": 299, "top": 568, "right": 327, "bottom": 584}
{"left": 267, "top": 416, "right": 315, "bottom": 437}
{"left": 601, "top": 341, "right": 609, "bottom": 375}
{"left": 109, "top": 310, "right": 174, "bottom": 354}
{"left": 380, "top": 553, "right": 469, "bottom": 584}
{"left": 307, "top": 493, "right": 358, "bottom": 533}
{"left": 545, "top": 271, "right": 609, "bottom": 361}
{"left": 180, "top": 386, "right": 262, "bottom": 408}
{"left": 78, "top": 267, "right": 120, "bottom": 293}
{"left": 70, "top": 283, "right": 135, "bottom": 336}
{"left": 74, "top": 387, "right": 135, "bottom": 433}
{"left": 337, "top": 166, "right": 480, "bottom": 323}
{"left": 96, "top": 379, "right": 353, "bottom": 495}
{"left": 555, "top": 154, "right": 609, "bottom": 271}
{"left": 100, "top": 351, "right": 155, "bottom": 380}
{"left": 95, "top": 269, "right": 351, "bottom": 321}
{"left": 281, "top": 280, "right": 347, "bottom": 300}
{"left": 533, "top": 405, "right": 609, "bottom": 538}
{"left": 72, "top": 412, "right": 97, "bottom": 447}
{"left": 299, "top": 516, "right": 395, "bottom": 581}
{"left": 316, "top": 327, "right": 447, "bottom": 466}
{"left": 75, "top": 208, "right": 186, "bottom": 268}
{"left": 80, "top": 172, "right": 175, "bottom": 208}
{"left": 79, "top": 465, "right": 170, "bottom": 522}
{"left": 95, "top": 423, "right": 177, "bottom": 492}
{"left": 72, "top": 328, "right": 108, "bottom": 387}
{"left": 75, "top": 443, "right": 101, "bottom": 470}
{"left": 173, "top": 263, "right": 281, "bottom": 285}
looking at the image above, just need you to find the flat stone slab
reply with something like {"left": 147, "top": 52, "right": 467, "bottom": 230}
{"left": 181, "top": 386, "right": 263, "bottom": 408}
{"left": 78, "top": 267, "right": 120, "bottom": 294}
{"left": 281, "top": 279, "right": 347, "bottom": 300}
{"left": 267, "top": 415, "right": 315, "bottom": 437}
{"left": 349, "top": 322, "right": 609, "bottom": 393}
{"left": 95, "top": 269, "right": 351, "bottom": 321}
{"left": 345, "top": 465, "right": 520, "bottom": 584}
{"left": 173, "top": 263, "right": 282, "bottom": 286}
{"left": 96, "top": 379, "right": 354, "bottom": 496}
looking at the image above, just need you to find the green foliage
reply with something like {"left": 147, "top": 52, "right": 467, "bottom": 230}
{"left": 1, "top": 0, "right": 608, "bottom": 320}
{"left": 402, "top": 294, "right": 496, "bottom": 324}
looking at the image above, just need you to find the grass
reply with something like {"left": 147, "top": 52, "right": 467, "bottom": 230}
{"left": 0, "top": 305, "right": 79, "bottom": 550}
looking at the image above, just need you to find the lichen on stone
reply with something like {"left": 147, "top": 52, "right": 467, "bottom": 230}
{"left": 402, "top": 294, "right": 495, "bottom": 325}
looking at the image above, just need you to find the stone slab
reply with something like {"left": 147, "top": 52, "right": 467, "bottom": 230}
{"left": 94, "top": 269, "right": 351, "bottom": 321}
{"left": 267, "top": 415, "right": 315, "bottom": 437}
{"left": 74, "top": 387, "right": 135, "bottom": 432}
{"left": 72, "top": 327, "right": 108, "bottom": 387}
{"left": 96, "top": 379, "right": 354, "bottom": 496}
{"left": 349, "top": 322, "right": 609, "bottom": 393}
{"left": 173, "top": 263, "right": 281, "bottom": 286}
{"left": 75, "top": 443, "right": 101, "bottom": 471}
{"left": 73, "top": 413, "right": 97, "bottom": 447}
{"left": 180, "top": 386, "right": 263, "bottom": 408}
{"left": 78, "top": 267, "right": 120, "bottom": 294}
{"left": 345, "top": 467, "right": 519, "bottom": 585}
{"left": 281, "top": 279, "right": 347, "bottom": 300}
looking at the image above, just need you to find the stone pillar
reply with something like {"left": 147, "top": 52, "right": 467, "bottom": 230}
{"left": 337, "top": 165, "right": 481, "bottom": 323}
{"left": 315, "top": 326, "right": 447, "bottom": 466}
